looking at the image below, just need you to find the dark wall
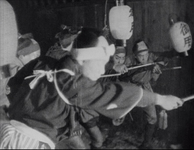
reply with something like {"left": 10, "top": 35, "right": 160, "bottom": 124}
{"left": 7, "top": 0, "right": 194, "bottom": 53}
{"left": 7, "top": 0, "right": 194, "bottom": 94}
{"left": 7, "top": 0, "right": 110, "bottom": 55}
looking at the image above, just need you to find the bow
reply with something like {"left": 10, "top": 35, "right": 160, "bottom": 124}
{"left": 25, "top": 69, "right": 75, "bottom": 89}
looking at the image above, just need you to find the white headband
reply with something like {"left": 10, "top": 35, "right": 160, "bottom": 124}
{"left": 75, "top": 44, "right": 115, "bottom": 61}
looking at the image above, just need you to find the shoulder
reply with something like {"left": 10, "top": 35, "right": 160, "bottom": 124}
{"left": 56, "top": 54, "right": 80, "bottom": 74}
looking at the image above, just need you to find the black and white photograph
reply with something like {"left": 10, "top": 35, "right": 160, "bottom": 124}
{"left": 0, "top": 0, "right": 194, "bottom": 149}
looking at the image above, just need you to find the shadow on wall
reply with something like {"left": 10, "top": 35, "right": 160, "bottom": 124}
{"left": 152, "top": 48, "right": 194, "bottom": 98}
{"left": 32, "top": 9, "right": 60, "bottom": 55}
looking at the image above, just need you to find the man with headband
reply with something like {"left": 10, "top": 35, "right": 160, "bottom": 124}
{"left": 5, "top": 28, "right": 183, "bottom": 149}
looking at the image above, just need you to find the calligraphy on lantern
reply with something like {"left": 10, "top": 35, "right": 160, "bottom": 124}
{"left": 129, "top": 9, "right": 134, "bottom": 33}
{"left": 180, "top": 23, "right": 192, "bottom": 47}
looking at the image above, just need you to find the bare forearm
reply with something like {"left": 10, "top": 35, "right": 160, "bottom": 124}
{"left": 137, "top": 90, "right": 183, "bottom": 110}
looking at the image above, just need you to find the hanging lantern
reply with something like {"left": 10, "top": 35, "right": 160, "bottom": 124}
{"left": 169, "top": 19, "right": 192, "bottom": 56}
{"left": 109, "top": 0, "right": 133, "bottom": 47}
{"left": 0, "top": 0, "right": 18, "bottom": 67}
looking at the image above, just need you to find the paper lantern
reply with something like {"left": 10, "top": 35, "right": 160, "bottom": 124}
{"left": 0, "top": 0, "right": 18, "bottom": 67}
{"left": 109, "top": 0, "right": 133, "bottom": 47}
{"left": 169, "top": 21, "right": 192, "bottom": 56}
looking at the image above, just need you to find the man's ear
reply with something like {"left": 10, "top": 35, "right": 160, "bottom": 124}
{"left": 77, "top": 60, "right": 84, "bottom": 65}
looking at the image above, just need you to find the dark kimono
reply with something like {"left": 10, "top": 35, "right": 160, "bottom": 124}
{"left": 7, "top": 53, "right": 157, "bottom": 144}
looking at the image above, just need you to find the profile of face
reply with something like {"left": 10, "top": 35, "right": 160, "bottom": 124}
{"left": 19, "top": 50, "right": 40, "bottom": 65}
{"left": 81, "top": 36, "right": 110, "bottom": 81}
{"left": 136, "top": 50, "right": 149, "bottom": 65}
{"left": 113, "top": 53, "right": 126, "bottom": 65}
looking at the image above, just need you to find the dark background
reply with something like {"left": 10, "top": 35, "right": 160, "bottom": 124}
{"left": 7, "top": 0, "right": 194, "bottom": 148}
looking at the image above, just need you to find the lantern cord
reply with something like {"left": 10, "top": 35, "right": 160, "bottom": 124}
{"left": 103, "top": 0, "right": 108, "bottom": 29}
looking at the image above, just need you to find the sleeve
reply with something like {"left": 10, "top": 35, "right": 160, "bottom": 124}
{"left": 77, "top": 80, "right": 158, "bottom": 119}
{"left": 6, "top": 58, "right": 39, "bottom": 102}
{"left": 131, "top": 70, "right": 153, "bottom": 85}
{"left": 56, "top": 64, "right": 158, "bottom": 119}
{"left": 150, "top": 51, "right": 179, "bottom": 66}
